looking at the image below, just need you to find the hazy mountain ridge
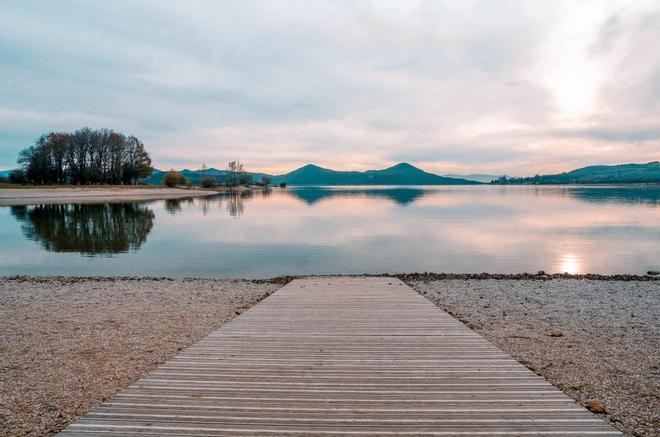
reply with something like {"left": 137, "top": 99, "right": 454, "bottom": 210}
{"left": 145, "top": 168, "right": 270, "bottom": 185}
{"left": 495, "top": 162, "right": 660, "bottom": 184}
{"left": 146, "top": 163, "right": 480, "bottom": 185}
{"left": 270, "top": 163, "right": 479, "bottom": 185}
{"left": 8, "top": 161, "right": 657, "bottom": 185}
{"left": 442, "top": 173, "right": 501, "bottom": 183}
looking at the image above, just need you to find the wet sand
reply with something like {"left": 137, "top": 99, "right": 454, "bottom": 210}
{"left": 0, "top": 187, "right": 217, "bottom": 206}
{"left": 1, "top": 276, "right": 657, "bottom": 436}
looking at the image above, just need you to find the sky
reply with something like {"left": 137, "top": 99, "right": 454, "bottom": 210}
{"left": 1, "top": 0, "right": 659, "bottom": 175}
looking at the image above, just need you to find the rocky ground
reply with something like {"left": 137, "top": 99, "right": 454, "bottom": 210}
{"left": 409, "top": 279, "right": 660, "bottom": 437}
{"left": 0, "top": 277, "right": 281, "bottom": 436}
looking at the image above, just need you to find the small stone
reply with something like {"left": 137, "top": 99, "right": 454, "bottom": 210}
{"left": 547, "top": 330, "right": 564, "bottom": 337}
{"left": 582, "top": 399, "right": 607, "bottom": 414}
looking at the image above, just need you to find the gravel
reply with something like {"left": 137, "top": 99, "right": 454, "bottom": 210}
{"left": 409, "top": 279, "right": 660, "bottom": 437}
{"left": 0, "top": 277, "right": 280, "bottom": 436}
{"left": 2, "top": 277, "right": 658, "bottom": 436}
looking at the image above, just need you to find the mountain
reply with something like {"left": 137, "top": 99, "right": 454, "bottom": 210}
{"left": 145, "top": 163, "right": 480, "bottom": 186}
{"left": 0, "top": 169, "right": 15, "bottom": 178}
{"left": 494, "top": 162, "right": 660, "bottom": 184}
{"left": 271, "top": 163, "right": 479, "bottom": 185}
{"left": 144, "top": 168, "right": 269, "bottom": 185}
{"left": 442, "top": 173, "right": 500, "bottom": 183}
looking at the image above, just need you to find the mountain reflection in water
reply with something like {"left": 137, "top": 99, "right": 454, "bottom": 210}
{"left": 285, "top": 187, "right": 427, "bottom": 206}
{"left": 156, "top": 185, "right": 660, "bottom": 218}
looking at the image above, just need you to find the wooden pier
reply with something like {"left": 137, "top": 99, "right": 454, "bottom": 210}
{"left": 60, "top": 277, "right": 620, "bottom": 435}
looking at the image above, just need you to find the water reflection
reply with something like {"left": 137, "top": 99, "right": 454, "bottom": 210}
{"left": 1, "top": 185, "right": 658, "bottom": 276}
{"left": 10, "top": 203, "right": 154, "bottom": 256}
{"left": 164, "top": 198, "right": 183, "bottom": 215}
{"left": 286, "top": 186, "right": 427, "bottom": 205}
{"left": 158, "top": 191, "right": 258, "bottom": 217}
{"left": 566, "top": 186, "right": 659, "bottom": 206}
{"left": 227, "top": 191, "right": 249, "bottom": 217}
{"left": 160, "top": 185, "right": 660, "bottom": 217}
{"left": 557, "top": 253, "right": 582, "bottom": 274}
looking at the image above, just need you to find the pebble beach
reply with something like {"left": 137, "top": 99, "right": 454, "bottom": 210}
{"left": 0, "top": 276, "right": 658, "bottom": 436}
{"left": 410, "top": 278, "right": 660, "bottom": 437}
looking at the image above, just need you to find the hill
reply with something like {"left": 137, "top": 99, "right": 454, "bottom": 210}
{"left": 442, "top": 173, "right": 500, "bottom": 183}
{"left": 144, "top": 168, "right": 269, "bottom": 185}
{"left": 271, "top": 163, "right": 479, "bottom": 185}
{"left": 0, "top": 169, "right": 16, "bottom": 178}
{"left": 494, "top": 162, "right": 660, "bottom": 184}
{"left": 145, "top": 163, "right": 480, "bottom": 186}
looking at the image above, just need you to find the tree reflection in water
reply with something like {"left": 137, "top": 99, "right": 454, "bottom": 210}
{"left": 227, "top": 191, "right": 252, "bottom": 217}
{"left": 10, "top": 203, "right": 155, "bottom": 256}
{"left": 164, "top": 198, "right": 183, "bottom": 215}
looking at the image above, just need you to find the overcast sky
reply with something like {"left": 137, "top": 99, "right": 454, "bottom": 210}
{"left": 1, "top": 0, "right": 659, "bottom": 175}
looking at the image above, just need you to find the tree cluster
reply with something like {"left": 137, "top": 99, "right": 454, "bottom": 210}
{"left": 163, "top": 170, "right": 187, "bottom": 187}
{"left": 17, "top": 128, "right": 152, "bottom": 185}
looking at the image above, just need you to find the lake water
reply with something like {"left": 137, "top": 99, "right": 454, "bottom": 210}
{"left": 0, "top": 185, "right": 658, "bottom": 277}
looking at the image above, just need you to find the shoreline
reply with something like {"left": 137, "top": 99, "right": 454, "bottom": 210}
{"left": 0, "top": 187, "right": 220, "bottom": 206}
{"left": 5, "top": 271, "right": 659, "bottom": 282}
{"left": 1, "top": 275, "right": 658, "bottom": 436}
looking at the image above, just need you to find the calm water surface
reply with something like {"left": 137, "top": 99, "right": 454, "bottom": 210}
{"left": 1, "top": 185, "right": 658, "bottom": 277}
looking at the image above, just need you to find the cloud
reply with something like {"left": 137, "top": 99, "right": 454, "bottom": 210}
{"left": 0, "top": 0, "right": 658, "bottom": 173}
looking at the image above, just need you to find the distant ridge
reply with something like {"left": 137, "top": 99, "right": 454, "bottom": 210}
{"left": 442, "top": 173, "right": 500, "bottom": 183}
{"left": 271, "top": 163, "right": 479, "bottom": 185}
{"left": 145, "top": 163, "right": 481, "bottom": 185}
{"left": 8, "top": 162, "right": 660, "bottom": 186}
{"left": 144, "top": 167, "right": 270, "bottom": 186}
{"left": 494, "top": 161, "right": 660, "bottom": 184}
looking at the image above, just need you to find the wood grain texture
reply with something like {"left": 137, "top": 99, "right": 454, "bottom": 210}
{"left": 59, "top": 277, "right": 621, "bottom": 436}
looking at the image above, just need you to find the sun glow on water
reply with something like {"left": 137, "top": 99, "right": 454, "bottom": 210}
{"left": 558, "top": 253, "right": 582, "bottom": 274}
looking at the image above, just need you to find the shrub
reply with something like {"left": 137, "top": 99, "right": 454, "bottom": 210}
{"left": 200, "top": 175, "right": 217, "bottom": 188}
{"left": 279, "top": 182, "right": 287, "bottom": 188}
{"left": 163, "top": 170, "right": 185, "bottom": 187}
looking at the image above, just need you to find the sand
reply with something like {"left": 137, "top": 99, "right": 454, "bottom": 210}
{"left": 0, "top": 187, "right": 217, "bottom": 206}
{"left": 410, "top": 279, "right": 660, "bottom": 437}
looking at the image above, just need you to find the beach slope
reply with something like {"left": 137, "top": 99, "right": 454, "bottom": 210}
{"left": 0, "top": 187, "right": 217, "bottom": 206}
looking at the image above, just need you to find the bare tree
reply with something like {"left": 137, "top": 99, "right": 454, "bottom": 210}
{"left": 227, "top": 161, "right": 244, "bottom": 188}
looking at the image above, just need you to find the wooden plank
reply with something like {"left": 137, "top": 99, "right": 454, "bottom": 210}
{"left": 59, "top": 277, "right": 621, "bottom": 436}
